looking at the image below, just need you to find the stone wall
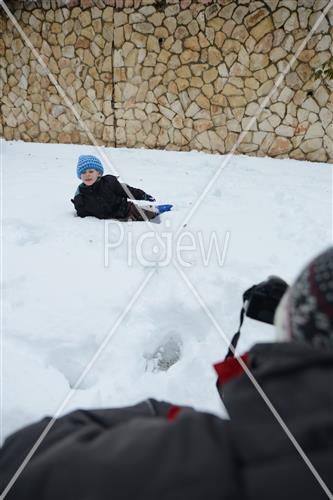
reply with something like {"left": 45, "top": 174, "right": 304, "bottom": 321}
{"left": 1, "top": 0, "right": 333, "bottom": 162}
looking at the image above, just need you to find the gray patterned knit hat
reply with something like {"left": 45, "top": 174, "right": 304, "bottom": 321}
{"left": 288, "top": 247, "right": 333, "bottom": 349}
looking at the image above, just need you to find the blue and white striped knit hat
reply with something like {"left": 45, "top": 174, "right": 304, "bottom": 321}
{"left": 77, "top": 155, "right": 104, "bottom": 178}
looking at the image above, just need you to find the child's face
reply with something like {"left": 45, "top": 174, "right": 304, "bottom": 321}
{"left": 80, "top": 169, "right": 101, "bottom": 186}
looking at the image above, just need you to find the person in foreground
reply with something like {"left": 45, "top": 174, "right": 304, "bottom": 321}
{"left": 1, "top": 248, "right": 333, "bottom": 499}
{"left": 71, "top": 155, "right": 172, "bottom": 221}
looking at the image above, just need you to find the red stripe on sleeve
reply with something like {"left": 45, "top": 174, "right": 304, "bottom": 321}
{"left": 167, "top": 405, "right": 181, "bottom": 421}
{"left": 214, "top": 353, "right": 249, "bottom": 385}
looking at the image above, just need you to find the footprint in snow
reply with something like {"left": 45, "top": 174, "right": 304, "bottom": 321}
{"left": 4, "top": 218, "right": 44, "bottom": 246}
{"left": 46, "top": 345, "right": 98, "bottom": 390}
{"left": 144, "top": 334, "right": 182, "bottom": 373}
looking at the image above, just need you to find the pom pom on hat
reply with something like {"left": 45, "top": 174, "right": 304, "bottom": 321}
{"left": 276, "top": 247, "right": 333, "bottom": 349}
{"left": 77, "top": 155, "right": 104, "bottom": 178}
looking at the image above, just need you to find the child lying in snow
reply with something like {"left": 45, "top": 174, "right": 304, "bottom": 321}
{"left": 71, "top": 155, "right": 170, "bottom": 221}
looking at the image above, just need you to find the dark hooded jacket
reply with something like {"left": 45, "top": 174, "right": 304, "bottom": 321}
{"left": 1, "top": 342, "right": 333, "bottom": 500}
{"left": 72, "top": 175, "right": 149, "bottom": 219}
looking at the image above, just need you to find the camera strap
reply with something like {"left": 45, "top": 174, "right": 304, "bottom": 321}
{"left": 224, "top": 306, "right": 246, "bottom": 360}
{"left": 224, "top": 278, "right": 288, "bottom": 361}
{"left": 224, "top": 286, "right": 256, "bottom": 360}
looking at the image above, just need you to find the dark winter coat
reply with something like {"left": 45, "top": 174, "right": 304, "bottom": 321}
{"left": 72, "top": 175, "right": 149, "bottom": 219}
{"left": 1, "top": 342, "right": 333, "bottom": 500}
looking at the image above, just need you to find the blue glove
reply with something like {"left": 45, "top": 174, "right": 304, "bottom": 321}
{"left": 144, "top": 194, "right": 156, "bottom": 202}
{"left": 156, "top": 204, "right": 173, "bottom": 214}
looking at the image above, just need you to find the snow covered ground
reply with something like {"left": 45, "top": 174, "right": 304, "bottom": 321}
{"left": 1, "top": 139, "right": 332, "bottom": 443}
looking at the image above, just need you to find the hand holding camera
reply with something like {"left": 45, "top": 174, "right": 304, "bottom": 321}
{"left": 244, "top": 276, "right": 289, "bottom": 325}
{"left": 225, "top": 276, "right": 289, "bottom": 360}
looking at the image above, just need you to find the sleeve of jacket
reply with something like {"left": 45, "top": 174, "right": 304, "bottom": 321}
{"left": 121, "top": 183, "right": 147, "bottom": 200}
{"left": 72, "top": 194, "right": 91, "bottom": 218}
{"left": 0, "top": 402, "right": 241, "bottom": 500}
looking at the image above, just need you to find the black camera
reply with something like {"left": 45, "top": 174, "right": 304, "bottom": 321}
{"left": 224, "top": 276, "right": 289, "bottom": 360}
{"left": 243, "top": 276, "right": 289, "bottom": 325}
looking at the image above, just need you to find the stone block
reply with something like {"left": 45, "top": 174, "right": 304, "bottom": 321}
{"left": 244, "top": 8, "right": 269, "bottom": 29}
{"left": 302, "top": 97, "right": 320, "bottom": 113}
{"left": 79, "top": 10, "right": 91, "bottom": 27}
{"left": 226, "top": 118, "right": 241, "bottom": 133}
{"left": 285, "top": 12, "right": 299, "bottom": 32}
{"left": 272, "top": 8, "right": 289, "bottom": 28}
{"left": 300, "top": 138, "right": 323, "bottom": 153}
{"left": 186, "top": 19, "right": 199, "bottom": 36}
{"left": 184, "top": 36, "right": 200, "bottom": 51}
{"left": 307, "top": 149, "right": 327, "bottom": 162}
{"left": 295, "top": 63, "right": 312, "bottom": 82}
{"left": 81, "top": 26, "right": 95, "bottom": 41}
{"left": 314, "top": 86, "right": 329, "bottom": 107}
{"left": 270, "top": 47, "right": 288, "bottom": 63}
{"left": 195, "top": 131, "right": 210, "bottom": 149}
{"left": 238, "top": 143, "right": 258, "bottom": 153}
{"left": 170, "top": 39, "right": 183, "bottom": 54}
{"left": 148, "top": 12, "right": 164, "bottom": 27}
{"left": 163, "top": 17, "right": 177, "bottom": 34}
{"left": 51, "top": 22, "right": 62, "bottom": 34}
{"left": 174, "top": 26, "right": 188, "bottom": 41}
{"left": 271, "top": 102, "right": 286, "bottom": 119}
{"left": 298, "top": 49, "right": 315, "bottom": 63}
{"left": 114, "top": 11, "right": 127, "bottom": 28}
{"left": 324, "top": 136, "right": 333, "bottom": 159}
{"left": 326, "top": 124, "right": 333, "bottom": 140}
{"left": 193, "top": 119, "right": 213, "bottom": 133}
{"left": 249, "top": 54, "right": 269, "bottom": 71}
{"left": 319, "top": 109, "right": 333, "bottom": 129}
{"left": 185, "top": 102, "right": 200, "bottom": 118}
{"left": 289, "top": 149, "right": 305, "bottom": 160}
{"left": 259, "top": 119, "right": 274, "bottom": 132}
{"left": 218, "top": 2, "right": 235, "bottom": 20}
{"left": 228, "top": 95, "right": 247, "bottom": 107}
{"left": 279, "top": 88, "right": 295, "bottom": 104}
{"left": 159, "top": 105, "right": 175, "bottom": 120}
{"left": 304, "top": 122, "right": 325, "bottom": 139}
{"left": 276, "top": 125, "right": 294, "bottom": 137}
{"left": 257, "top": 80, "right": 274, "bottom": 97}
{"left": 222, "top": 83, "right": 242, "bottom": 96}
{"left": 309, "top": 52, "right": 331, "bottom": 70}
{"left": 114, "top": 27, "right": 124, "bottom": 49}
{"left": 250, "top": 16, "right": 273, "bottom": 42}
{"left": 316, "top": 35, "right": 331, "bottom": 51}
{"left": 62, "top": 45, "right": 75, "bottom": 58}
{"left": 285, "top": 72, "right": 303, "bottom": 90}
{"left": 170, "top": 115, "right": 183, "bottom": 129}
{"left": 241, "top": 116, "right": 258, "bottom": 131}
{"left": 233, "top": 5, "right": 248, "bottom": 24}
{"left": 180, "top": 50, "right": 199, "bottom": 64}
{"left": 297, "top": 7, "right": 311, "bottom": 29}
{"left": 195, "top": 93, "right": 210, "bottom": 110}
{"left": 254, "top": 33, "right": 273, "bottom": 54}
{"left": 177, "top": 10, "right": 192, "bottom": 26}
{"left": 268, "top": 137, "right": 293, "bottom": 155}
{"left": 167, "top": 81, "right": 178, "bottom": 95}
{"left": 194, "top": 108, "right": 210, "bottom": 120}
{"left": 225, "top": 131, "right": 238, "bottom": 151}
{"left": 244, "top": 102, "right": 260, "bottom": 116}
{"left": 202, "top": 68, "right": 218, "bottom": 84}
{"left": 174, "top": 66, "right": 189, "bottom": 79}
{"left": 309, "top": 11, "right": 329, "bottom": 34}
{"left": 295, "top": 121, "right": 309, "bottom": 136}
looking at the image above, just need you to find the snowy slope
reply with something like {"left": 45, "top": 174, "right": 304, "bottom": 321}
{"left": 1, "top": 139, "right": 332, "bottom": 442}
